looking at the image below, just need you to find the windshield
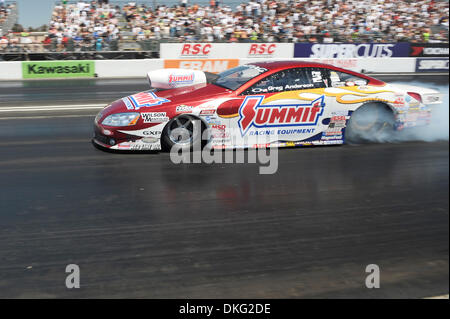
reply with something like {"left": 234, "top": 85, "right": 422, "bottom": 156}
{"left": 213, "top": 65, "right": 268, "bottom": 91}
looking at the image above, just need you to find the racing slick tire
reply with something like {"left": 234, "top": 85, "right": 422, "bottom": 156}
{"left": 345, "top": 102, "right": 395, "bottom": 144}
{"left": 161, "top": 115, "right": 207, "bottom": 152}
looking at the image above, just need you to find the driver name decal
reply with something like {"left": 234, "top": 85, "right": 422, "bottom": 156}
{"left": 125, "top": 92, "right": 170, "bottom": 110}
{"left": 238, "top": 96, "right": 325, "bottom": 136}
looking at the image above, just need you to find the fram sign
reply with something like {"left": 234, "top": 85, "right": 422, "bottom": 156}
{"left": 238, "top": 96, "right": 325, "bottom": 136}
{"left": 160, "top": 43, "right": 294, "bottom": 59}
{"left": 164, "top": 59, "right": 239, "bottom": 74}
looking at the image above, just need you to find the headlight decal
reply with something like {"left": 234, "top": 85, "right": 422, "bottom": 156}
{"left": 102, "top": 113, "right": 140, "bottom": 127}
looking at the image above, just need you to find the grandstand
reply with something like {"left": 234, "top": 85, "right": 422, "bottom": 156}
{"left": 0, "top": 1, "right": 18, "bottom": 36}
{"left": 0, "top": 0, "right": 448, "bottom": 60}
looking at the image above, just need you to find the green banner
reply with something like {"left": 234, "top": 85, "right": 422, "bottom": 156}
{"left": 22, "top": 61, "right": 95, "bottom": 79}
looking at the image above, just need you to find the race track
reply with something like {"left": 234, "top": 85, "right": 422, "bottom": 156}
{"left": 0, "top": 75, "right": 448, "bottom": 298}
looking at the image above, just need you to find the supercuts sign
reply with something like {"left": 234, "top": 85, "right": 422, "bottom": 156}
{"left": 238, "top": 96, "right": 325, "bottom": 136}
{"left": 160, "top": 43, "right": 294, "bottom": 59}
{"left": 294, "top": 43, "right": 411, "bottom": 58}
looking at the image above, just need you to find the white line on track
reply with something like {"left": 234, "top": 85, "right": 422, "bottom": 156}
{"left": 0, "top": 104, "right": 106, "bottom": 112}
{"left": 0, "top": 114, "right": 95, "bottom": 120}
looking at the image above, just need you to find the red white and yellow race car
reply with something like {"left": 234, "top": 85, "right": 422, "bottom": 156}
{"left": 93, "top": 61, "right": 442, "bottom": 151}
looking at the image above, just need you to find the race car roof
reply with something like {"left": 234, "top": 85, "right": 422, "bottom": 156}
{"left": 249, "top": 60, "right": 385, "bottom": 86}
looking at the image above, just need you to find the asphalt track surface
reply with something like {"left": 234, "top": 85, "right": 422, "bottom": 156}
{"left": 0, "top": 75, "right": 448, "bottom": 298}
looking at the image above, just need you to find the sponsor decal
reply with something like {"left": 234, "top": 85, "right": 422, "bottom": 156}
{"left": 415, "top": 58, "right": 449, "bottom": 72}
{"left": 294, "top": 43, "right": 410, "bottom": 58}
{"left": 200, "top": 109, "right": 216, "bottom": 115}
{"left": 323, "top": 128, "right": 343, "bottom": 136}
{"left": 423, "top": 94, "right": 441, "bottom": 104}
{"left": 211, "top": 124, "right": 229, "bottom": 139}
{"left": 22, "top": 61, "right": 95, "bottom": 79}
{"left": 176, "top": 105, "right": 193, "bottom": 113}
{"left": 168, "top": 73, "right": 195, "bottom": 87}
{"left": 125, "top": 92, "right": 170, "bottom": 110}
{"left": 141, "top": 112, "right": 169, "bottom": 123}
{"left": 164, "top": 59, "right": 239, "bottom": 74}
{"left": 393, "top": 97, "right": 406, "bottom": 106}
{"left": 331, "top": 115, "right": 347, "bottom": 122}
{"left": 142, "top": 130, "right": 162, "bottom": 136}
{"left": 238, "top": 96, "right": 325, "bottom": 136}
{"left": 328, "top": 122, "right": 346, "bottom": 129}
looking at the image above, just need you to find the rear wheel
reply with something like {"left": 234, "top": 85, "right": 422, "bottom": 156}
{"left": 345, "top": 103, "right": 395, "bottom": 143}
{"left": 161, "top": 115, "right": 205, "bottom": 151}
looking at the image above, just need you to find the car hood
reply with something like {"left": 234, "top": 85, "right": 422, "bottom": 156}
{"left": 101, "top": 83, "right": 232, "bottom": 116}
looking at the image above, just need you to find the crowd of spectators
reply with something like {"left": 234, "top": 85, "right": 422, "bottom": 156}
{"left": 1, "top": 0, "right": 449, "bottom": 53}
{"left": 1, "top": 1, "right": 15, "bottom": 32}
{"left": 43, "top": 0, "right": 121, "bottom": 51}
{"left": 124, "top": 0, "right": 449, "bottom": 43}
{"left": 1, "top": 1, "right": 17, "bottom": 51}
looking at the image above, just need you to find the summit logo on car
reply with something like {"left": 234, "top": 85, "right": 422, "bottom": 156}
{"left": 238, "top": 96, "right": 325, "bottom": 136}
{"left": 168, "top": 73, "right": 195, "bottom": 87}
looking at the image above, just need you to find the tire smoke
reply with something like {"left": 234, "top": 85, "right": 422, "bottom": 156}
{"left": 349, "top": 81, "right": 449, "bottom": 143}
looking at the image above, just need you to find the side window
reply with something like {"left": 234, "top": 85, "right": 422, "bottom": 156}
{"left": 306, "top": 68, "right": 329, "bottom": 89}
{"left": 243, "top": 67, "right": 325, "bottom": 95}
{"left": 329, "top": 71, "right": 369, "bottom": 87}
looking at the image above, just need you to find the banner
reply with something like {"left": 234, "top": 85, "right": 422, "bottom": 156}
{"left": 22, "top": 61, "right": 95, "bottom": 79}
{"left": 160, "top": 43, "right": 294, "bottom": 59}
{"left": 409, "top": 43, "right": 449, "bottom": 57}
{"left": 294, "top": 43, "right": 411, "bottom": 58}
{"left": 164, "top": 59, "right": 239, "bottom": 74}
{"left": 415, "top": 58, "right": 449, "bottom": 72}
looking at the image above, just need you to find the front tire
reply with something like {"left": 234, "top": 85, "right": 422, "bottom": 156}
{"left": 161, "top": 115, "right": 205, "bottom": 151}
{"left": 345, "top": 103, "right": 395, "bottom": 143}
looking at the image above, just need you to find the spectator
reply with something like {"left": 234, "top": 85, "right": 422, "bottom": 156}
{"left": 2, "top": 0, "right": 449, "bottom": 54}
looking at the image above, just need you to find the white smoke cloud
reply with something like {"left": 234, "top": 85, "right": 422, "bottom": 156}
{"left": 350, "top": 80, "right": 449, "bottom": 143}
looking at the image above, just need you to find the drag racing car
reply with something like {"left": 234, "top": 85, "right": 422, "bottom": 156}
{"left": 93, "top": 61, "right": 442, "bottom": 151}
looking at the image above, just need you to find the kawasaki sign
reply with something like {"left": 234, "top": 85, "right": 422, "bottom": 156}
{"left": 22, "top": 61, "right": 95, "bottom": 79}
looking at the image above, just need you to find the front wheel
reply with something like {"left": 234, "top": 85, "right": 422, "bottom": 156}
{"left": 161, "top": 115, "right": 205, "bottom": 151}
{"left": 345, "top": 103, "right": 395, "bottom": 143}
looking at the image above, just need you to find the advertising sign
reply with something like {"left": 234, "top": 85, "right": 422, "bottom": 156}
{"left": 164, "top": 59, "right": 239, "bottom": 73}
{"left": 409, "top": 43, "right": 449, "bottom": 57}
{"left": 415, "top": 58, "right": 449, "bottom": 72}
{"left": 160, "top": 43, "right": 294, "bottom": 59}
{"left": 22, "top": 61, "right": 95, "bottom": 79}
{"left": 294, "top": 43, "right": 411, "bottom": 58}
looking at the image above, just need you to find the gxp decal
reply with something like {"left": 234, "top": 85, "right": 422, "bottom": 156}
{"left": 238, "top": 95, "right": 325, "bottom": 136}
{"left": 125, "top": 91, "right": 170, "bottom": 110}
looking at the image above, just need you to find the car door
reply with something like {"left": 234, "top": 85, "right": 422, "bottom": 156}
{"left": 231, "top": 67, "right": 330, "bottom": 147}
